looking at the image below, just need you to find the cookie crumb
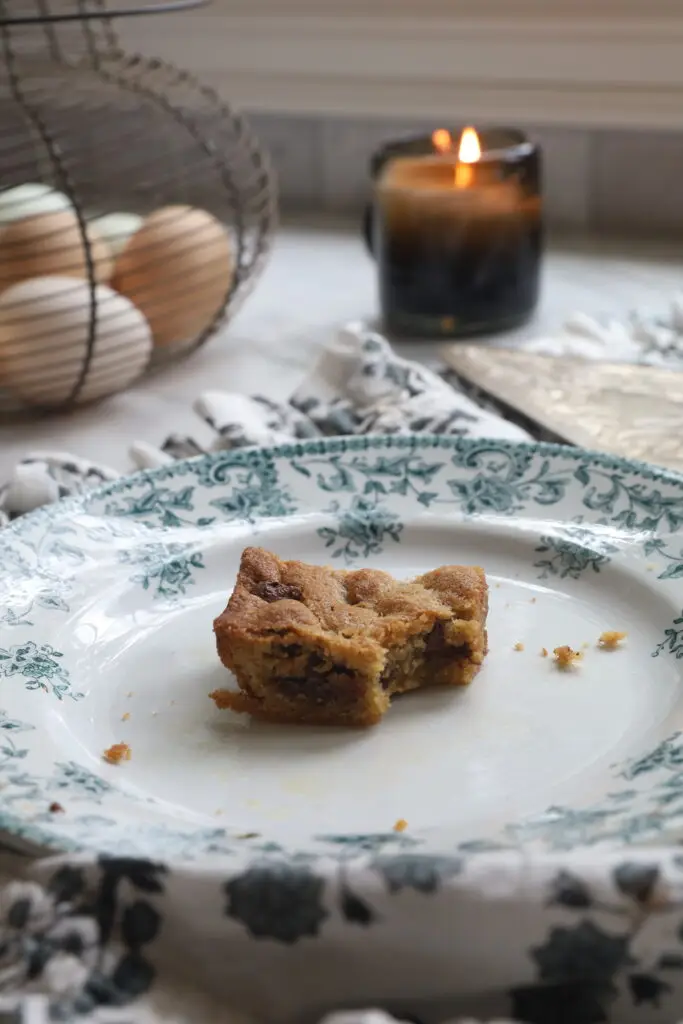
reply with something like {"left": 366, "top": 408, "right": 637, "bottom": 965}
{"left": 121, "top": 712, "right": 130, "bottom": 722}
{"left": 530, "top": 597, "right": 537, "bottom": 604}
{"left": 513, "top": 642, "right": 524, "bottom": 651}
{"left": 553, "top": 645, "right": 582, "bottom": 669}
{"left": 598, "top": 630, "right": 627, "bottom": 649}
{"left": 540, "top": 648, "right": 548, "bottom": 658}
{"left": 48, "top": 801, "right": 64, "bottom": 813}
{"left": 126, "top": 691, "right": 134, "bottom": 698}
{"left": 103, "top": 742, "right": 131, "bottom": 765}
{"left": 393, "top": 818, "right": 408, "bottom": 833}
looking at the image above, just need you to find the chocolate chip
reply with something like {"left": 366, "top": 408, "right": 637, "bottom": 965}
{"left": 425, "top": 622, "right": 447, "bottom": 652}
{"left": 276, "top": 643, "right": 304, "bottom": 657}
{"left": 276, "top": 677, "right": 320, "bottom": 700}
{"left": 426, "top": 623, "right": 471, "bottom": 660}
{"left": 276, "top": 667, "right": 363, "bottom": 703}
{"left": 255, "top": 581, "right": 303, "bottom": 603}
{"left": 455, "top": 644, "right": 471, "bottom": 658}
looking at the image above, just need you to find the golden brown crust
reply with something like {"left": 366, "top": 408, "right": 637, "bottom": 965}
{"left": 215, "top": 546, "right": 486, "bottom": 642}
{"left": 212, "top": 547, "right": 488, "bottom": 727}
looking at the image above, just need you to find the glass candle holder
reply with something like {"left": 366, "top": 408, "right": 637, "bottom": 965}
{"left": 368, "top": 128, "right": 543, "bottom": 339}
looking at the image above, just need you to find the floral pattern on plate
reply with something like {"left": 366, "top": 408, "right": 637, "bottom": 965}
{"left": 1, "top": 435, "right": 683, "bottom": 860}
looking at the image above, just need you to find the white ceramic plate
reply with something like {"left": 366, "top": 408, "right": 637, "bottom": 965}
{"left": 3, "top": 434, "right": 683, "bottom": 864}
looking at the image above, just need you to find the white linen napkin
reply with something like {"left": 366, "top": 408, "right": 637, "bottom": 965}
{"left": 0, "top": 322, "right": 529, "bottom": 526}
{"left": 6, "top": 293, "right": 683, "bottom": 525}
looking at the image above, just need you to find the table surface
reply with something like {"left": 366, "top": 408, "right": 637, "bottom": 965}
{"left": 1, "top": 217, "right": 682, "bottom": 481}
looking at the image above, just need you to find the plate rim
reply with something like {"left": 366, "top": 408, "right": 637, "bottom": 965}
{"left": 6, "top": 432, "right": 683, "bottom": 547}
{"left": 2, "top": 431, "right": 683, "bottom": 862}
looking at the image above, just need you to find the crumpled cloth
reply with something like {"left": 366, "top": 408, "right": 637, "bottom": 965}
{"left": 5, "top": 295, "right": 683, "bottom": 525}
{"left": 526, "top": 295, "right": 683, "bottom": 366}
{"left": 0, "top": 322, "right": 528, "bottom": 525}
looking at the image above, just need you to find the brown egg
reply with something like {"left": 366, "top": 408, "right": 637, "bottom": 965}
{"left": 0, "top": 209, "right": 113, "bottom": 292}
{"left": 111, "top": 204, "right": 234, "bottom": 348}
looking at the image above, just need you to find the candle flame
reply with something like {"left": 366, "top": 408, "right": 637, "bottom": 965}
{"left": 454, "top": 126, "right": 481, "bottom": 188}
{"left": 432, "top": 126, "right": 481, "bottom": 187}
{"left": 458, "top": 126, "right": 481, "bottom": 164}
{"left": 432, "top": 128, "right": 453, "bottom": 153}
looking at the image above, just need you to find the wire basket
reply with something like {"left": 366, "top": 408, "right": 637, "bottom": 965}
{"left": 0, "top": 0, "right": 276, "bottom": 414}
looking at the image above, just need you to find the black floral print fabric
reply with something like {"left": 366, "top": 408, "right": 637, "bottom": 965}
{"left": 0, "top": 324, "right": 528, "bottom": 524}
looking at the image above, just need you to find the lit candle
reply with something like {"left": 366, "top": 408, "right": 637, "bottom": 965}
{"left": 371, "top": 127, "right": 543, "bottom": 338}
{"left": 452, "top": 126, "right": 480, "bottom": 189}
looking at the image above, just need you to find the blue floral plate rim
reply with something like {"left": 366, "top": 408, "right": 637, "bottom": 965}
{"left": 2, "top": 432, "right": 683, "bottom": 865}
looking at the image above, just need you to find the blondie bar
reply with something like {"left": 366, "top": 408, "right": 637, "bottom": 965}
{"left": 211, "top": 546, "right": 488, "bottom": 727}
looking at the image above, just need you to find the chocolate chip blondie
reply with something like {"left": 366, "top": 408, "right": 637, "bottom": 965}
{"left": 211, "top": 546, "right": 488, "bottom": 727}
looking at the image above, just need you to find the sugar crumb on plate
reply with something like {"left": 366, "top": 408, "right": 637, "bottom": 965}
{"left": 393, "top": 818, "right": 408, "bottom": 832}
{"left": 553, "top": 645, "right": 582, "bottom": 669}
{"left": 103, "top": 742, "right": 131, "bottom": 765}
{"left": 513, "top": 642, "right": 524, "bottom": 651}
{"left": 121, "top": 712, "right": 130, "bottom": 721}
{"left": 598, "top": 630, "right": 627, "bottom": 649}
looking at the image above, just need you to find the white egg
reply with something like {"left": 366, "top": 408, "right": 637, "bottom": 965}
{"left": 89, "top": 212, "right": 144, "bottom": 259}
{"left": 0, "top": 183, "right": 71, "bottom": 224}
{"left": 0, "top": 275, "right": 152, "bottom": 407}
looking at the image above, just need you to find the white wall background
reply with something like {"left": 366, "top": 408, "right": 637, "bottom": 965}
{"left": 118, "top": 1, "right": 683, "bottom": 129}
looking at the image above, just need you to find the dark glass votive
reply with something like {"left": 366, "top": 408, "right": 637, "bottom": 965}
{"left": 369, "top": 128, "right": 543, "bottom": 339}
